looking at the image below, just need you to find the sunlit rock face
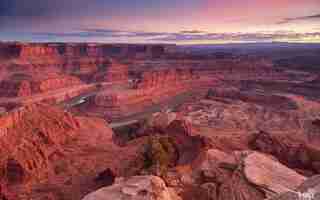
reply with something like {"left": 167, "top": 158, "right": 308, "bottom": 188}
{"left": 91, "top": 68, "right": 199, "bottom": 120}
{"left": 0, "top": 72, "right": 82, "bottom": 97}
{"left": 270, "top": 175, "right": 320, "bottom": 200}
{"left": 82, "top": 176, "right": 178, "bottom": 200}
{"left": 0, "top": 103, "right": 144, "bottom": 200}
{"left": 0, "top": 104, "right": 80, "bottom": 185}
{"left": 250, "top": 131, "right": 320, "bottom": 175}
{"left": 190, "top": 150, "right": 307, "bottom": 200}
{"left": 134, "top": 68, "right": 196, "bottom": 90}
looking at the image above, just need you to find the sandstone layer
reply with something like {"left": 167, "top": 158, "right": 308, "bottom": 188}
{"left": 0, "top": 103, "right": 144, "bottom": 200}
{"left": 0, "top": 72, "right": 82, "bottom": 97}
{"left": 0, "top": 104, "right": 80, "bottom": 197}
{"left": 0, "top": 43, "right": 176, "bottom": 59}
{"left": 91, "top": 68, "right": 199, "bottom": 120}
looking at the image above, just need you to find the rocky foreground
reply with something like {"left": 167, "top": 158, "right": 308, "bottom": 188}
{"left": 0, "top": 102, "right": 319, "bottom": 200}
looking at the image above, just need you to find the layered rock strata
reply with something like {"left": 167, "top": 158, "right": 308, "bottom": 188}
{"left": 0, "top": 43, "right": 177, "bottom": 59}
{"left": 92, "top": 68, "right": 198, "bottom": 119}
{"left": 104, "top": 59, "right": 129, "bottom": 83}
{"left": 0, "top": 104, "right": 80, "bottom": 184}
{"left": 0, "top": 73, "right": 82, "bottom": 97}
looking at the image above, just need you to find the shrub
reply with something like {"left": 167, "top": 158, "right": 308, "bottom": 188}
{"left": 143, "top": 136, "right": 178, "bottom": 177}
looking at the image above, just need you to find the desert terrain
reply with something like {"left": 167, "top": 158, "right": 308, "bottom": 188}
{"left": 0, "top": 42, "right": 320, "bottom": 200}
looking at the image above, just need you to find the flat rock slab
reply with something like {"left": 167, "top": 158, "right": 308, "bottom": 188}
{"left": 270, "top": 175, "right": 320, "bottom": 200}
{"left": 82, "top": 176, "right": 175, "bottom": 200}
{"left": 244, "top": 152, "right": 306, "bottom": 195}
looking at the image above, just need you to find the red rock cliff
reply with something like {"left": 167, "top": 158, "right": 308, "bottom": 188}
{"left": 0, "top": 104, "right": 80, "bottom": 185}
{"left": 0, "top": 43, "right": 177, "bottom": 59}
{"left": 0, "top": 73, "right": 83, "bottom": 97}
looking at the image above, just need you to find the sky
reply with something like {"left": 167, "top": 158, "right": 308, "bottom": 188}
{"left": 0, "top": 0, "right": 320, "bottom": 44}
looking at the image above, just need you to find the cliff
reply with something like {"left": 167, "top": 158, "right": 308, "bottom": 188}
{"left": 0, "top": 104, "right": 80, "bottom": 185}
{"left": 0, "top": 72, "right": 83, "bottom": 97}
{"left": 0, "top": 43, "right": 177, "bottom": 59}
{"left": 92, "top": 68, "right": 198, "bottom": 119}
{"left": 104, "top": 59, "right": 129, "bottom": 83}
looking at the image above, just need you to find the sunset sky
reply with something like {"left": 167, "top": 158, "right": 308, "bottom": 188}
{"left": 0, "top": 0, "right": 320, "bottom": 43}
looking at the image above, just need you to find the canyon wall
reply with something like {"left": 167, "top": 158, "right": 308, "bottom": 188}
{"left": 104, "top": 59, "right": 129, "bottom": 83}
{"left": 93, "top": 68, "right": 198, "bottom": 119}
{"left": 134, "top": 68, "right": 196, "bottom": 89}
{"left": 0, "top": 73, "right": 83, "bottom": 97}
{"left": 0, "top": 104, "right": 80, "bottom": 184}
{"left": 196, "top": 58, "right": 291, "bottom": 81}
{"left": 0, "top": 43, "right": 177, "bottom": 59}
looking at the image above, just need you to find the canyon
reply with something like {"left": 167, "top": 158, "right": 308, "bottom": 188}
{"left": 0, "top": 42, "right": 320, "bottom": 200}
{"left": 0, "top": 43, "right": 176, "bottom": 59}
{"left": 89, "top": 68, "right": 199, "bottom": 120}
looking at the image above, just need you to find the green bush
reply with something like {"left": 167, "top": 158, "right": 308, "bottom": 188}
{"left": 143, "top": 136, "right": 178, "bottom": 177}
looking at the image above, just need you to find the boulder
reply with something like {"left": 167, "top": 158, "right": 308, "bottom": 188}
{"left": 250, "top": 131, "right": 320, "bottom": 175}
{"left": 191, "top": 149, "right": 265, "bottom": 200}
{"left": 270, "top": 175, "right": 320, "bottom": 200}
{"left": 196, "top": 149, "right": 237, "bottom": 182}
{"left": 166, "top": 120, "right": 210, "bottom": 165}
{"left": 191, "top": 150, "right": 308, "bottom": 200}
{"left": 243, "top": 152, "right": 307, "bottom": 197}
{"left": 82, "top": 176, "right": 178, "bottom": 200}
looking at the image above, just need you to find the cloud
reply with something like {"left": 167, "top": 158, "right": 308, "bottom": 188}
{"left": 180, "top": 30, "right": 207, "bottom": 34}
{"left": 32, "top": 28, "right": 170, "bottom": 39}
{"left": 152, "top": 32, "right": 320, "bottom": 43}
{"left": 277, "top": 14, "right": 320, "bottom": 24}
{"left": 5, "top": 28, "right": 320, "bottom": 43}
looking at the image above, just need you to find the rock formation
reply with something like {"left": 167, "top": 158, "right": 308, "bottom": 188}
{"left": 0, "top": 103, "right": 147, "bottom": 200}
{"left": 134, "top": 69, "right": 195, "bottom": 90}
{"left": 250, "top": 131, "right": 320, "bottom": 175}
{"left": 91, "top": 68, "right": 198, "bottom": 120}
{"left": 0, "top": 43, "right": 176, "bottom": 59}
{"left": 0, "top": 72, "right": 83, "bottom": 97}
{"left": 0, "top": 104, "right": 80, "bottom": 185}
{"left": 82, "top": 176, "right": 179, "bottom": 200}
{"left": 189, "top": 150, "right": 307, "bottom": 200}
{"left": 243, "top": 152, "right": 306, "bottom": 197}
{"left": 20, "top": 44, "right": 61, "bottom": 58}
{"left": 0, "top": 41, "right": 319, "bottom": 200}
{"left": 104, "top": 59, "right": 129, "bottom": 83}
{"left": 270, "top": 175, "right": 320, "bottom": 200}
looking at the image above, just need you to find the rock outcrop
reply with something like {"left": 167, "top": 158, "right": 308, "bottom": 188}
{"left": 0, "top": 104, "right": 80, "bottom": 185}
{"left": 270, "top": 175, "right": 320, "bottom": 200}
{"left": 82, "top": 176, "right": 178, "bottom": 200}
{"left": 189, "top": 150, "right": 307, "bottom": 200}
{"left": 0, "top": 103, "right": 145, "bottom": 200}
{"left": 190, "top": 150, "right": 265, "bottom": 200}
{"left": 104, "top": 59, "right": 129, "bottom": 83}
{"left": 243, "top": 152, "right": 306, "bottom": 197}
{"left": 134, "top": 69, "right": 196, "bottom": 90}
{"left": 0, "top": 72, "right": 82, "bottom": 97}
{"left": 92, "top": 68, "right": 198, "bottom": 120}
{"left": 0, "top": 43, "right": 177, "bottom": 59}
{"left": 250, "top": 131, "right": 320, "bottom": 175}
